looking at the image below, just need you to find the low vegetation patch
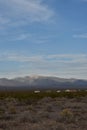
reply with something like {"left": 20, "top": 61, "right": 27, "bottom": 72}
{"left": 0, "top": 90, "right": 87, "bottom": 100}
{"left": 0, "top": 90, "right": 86, "bottom": 130}
{"left": 60, "top": 108, "right": 74, "bottom": 122}
{"left": 0, "top": 108, "right": 5, "bottom": 114}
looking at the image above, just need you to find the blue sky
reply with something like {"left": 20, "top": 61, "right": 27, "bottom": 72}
{"left": 0, "top": 0, "right": 87, "bottom": 79}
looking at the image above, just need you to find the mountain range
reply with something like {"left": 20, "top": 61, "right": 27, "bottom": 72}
{"left": 0, "top": 76, "right": 87, "bottom": 91}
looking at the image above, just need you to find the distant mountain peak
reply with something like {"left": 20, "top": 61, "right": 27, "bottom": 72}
{"left": 0, "top": 76, "right": 87, "bottom": 90}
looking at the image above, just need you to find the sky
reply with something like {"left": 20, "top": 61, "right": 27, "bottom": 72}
{"left": 0, "top": 0, "right": 87, "bottom": 79}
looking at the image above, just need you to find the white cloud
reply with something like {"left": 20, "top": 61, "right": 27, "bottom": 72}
{"left": 0, "top": 53, "right": 44, "bottom": 62}
{"left": 0, "top": 0, "right": 54, "bottom": 27}
{"left": 0, "top": 52, "right": 87, "bottom": 79}
{"left": 82, "top": 0, "right": 87, "bottom": 2}
{"left": 73, "top": 33, "right": 87, "bottom": 38}
{"left": 10, "top": 33, "right": 31, "bottom": 41}
{"left": 0, "top": 52, "right": 87, "bottom": 63}
{"left": 0, "top": 15, "right": 10, "bottom": 29}
{"left": 47, "top": 54, "right": 87, "bottom": 63}
{"left": 6, "top": 32, "right": 52, "bottom": 42}
{"left": 0, "top": 16, "right": 10, "bottom": 25}
{"left": 73, "top": 0, "right": 87, "bottom": 2}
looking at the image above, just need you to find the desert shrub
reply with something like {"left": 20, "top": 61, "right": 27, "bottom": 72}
{"left": 9, "top": 106, "right": 16, "bottom": 114}
{"left": 28, "top": 105, "right": 35, "bottom": 111}
{"left": 0, "top": 108, "right": 5, "bottom": 114}
{"left": 60, "top": 108, "right": 74, "bottom": 122}
{"left": 55, "top": 125, "right": 66, "bottom": 130}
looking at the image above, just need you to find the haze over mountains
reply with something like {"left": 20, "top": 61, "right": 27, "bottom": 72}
{"left": 0, "top": 76, "right": 87, "bottom": 90}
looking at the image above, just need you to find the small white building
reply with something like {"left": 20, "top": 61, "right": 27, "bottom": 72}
{"left": 65, "top": 89, "right": 70, "bottom": 92}
{"left": 56, "top": 90, "right": 61, "bottom": 93}
{"left": 34, "top": 90, "right": 40, "bottom": 93}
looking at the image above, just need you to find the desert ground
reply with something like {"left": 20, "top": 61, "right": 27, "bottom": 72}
{"left": 0, "top": 91, "right": 87, "bottom": 130}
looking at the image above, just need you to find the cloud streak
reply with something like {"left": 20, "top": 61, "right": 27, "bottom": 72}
{"left": 0, "top": 53, "right": 87, "bottom": 63}
{"left": 0, "top": 52, "right": 87, "bottom": 79}
{"left": 73, "top": 33, "right": 87, "bottom": 38}
{"left": 10, "top": 33, "right": 31, "bottom": 41}
{"left": 0, "top": 16, "right": 10, "bottom": 25}
{"left": 0, "top": 0, "right": 54, "bottom": 28}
